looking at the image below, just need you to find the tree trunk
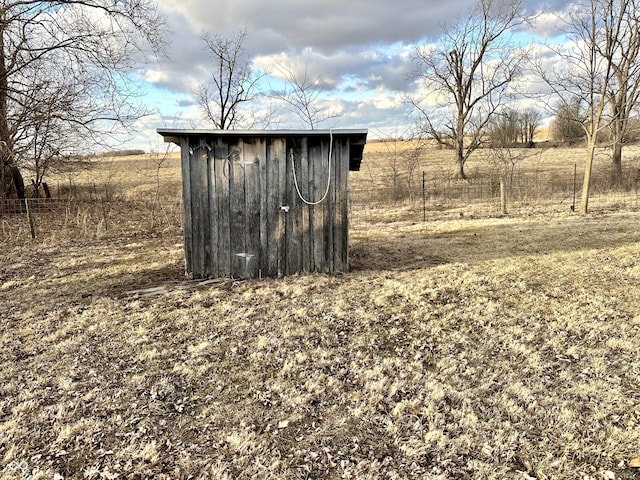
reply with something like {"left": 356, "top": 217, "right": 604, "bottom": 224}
{"left": 456, "top": 158, "right": 466, "bottom": 179}
{"left": 455, "top": 137, "right": 467, "bottom": 180}
{"left": 1, "top": 163, "right": 25, "bottom": 199}
{"left": 580, "top": 142, "right": 596, "bottom": 214}
{"left": 609, "top": 101, "right": 625, "bottom": 185}
{"left": 0, "top": 17, "right": 23, "bottom": 202}
{"left": 611, "top": 139, "right": 623, "bottom": 184}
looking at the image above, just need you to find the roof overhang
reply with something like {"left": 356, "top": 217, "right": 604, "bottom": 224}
{"left": 157, "top": 128, "right": 368, "bottom": 171}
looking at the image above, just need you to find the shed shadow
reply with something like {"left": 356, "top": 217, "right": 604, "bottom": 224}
{"left": 348, "top": 214, "right": 640, "bottom": 272}
{"left": 349, "top": 240, "right": 450, "bottom": 272}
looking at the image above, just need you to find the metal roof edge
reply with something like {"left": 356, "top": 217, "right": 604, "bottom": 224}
{"left": 156, "top": 128, "right": 368, "bottom": 137}
{"left": 157, "top": 128, "right": 368, "bottom": 171}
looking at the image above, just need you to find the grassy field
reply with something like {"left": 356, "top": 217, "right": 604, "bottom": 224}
{"left": 1, "top": 143, "right": 640, "bottom": 479}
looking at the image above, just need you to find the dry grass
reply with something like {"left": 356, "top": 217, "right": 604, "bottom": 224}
{"left": 355, "top": 140, "right": 640, "bottom": 209}
{"left": 2, "top": 145, "right": 640, "bottom": 479}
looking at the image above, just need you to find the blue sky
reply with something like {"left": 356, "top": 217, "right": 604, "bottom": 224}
{"left": 130, "top": 0, "right": 569, "bottom": 151}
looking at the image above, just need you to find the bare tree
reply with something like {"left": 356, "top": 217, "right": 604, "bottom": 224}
{"left": 275, "top": 65, "right": 342, "bottom": 129}
{"left": 535, "top": 0, "right": 632, "bottom": 213}
{"left": 490, "top": 106, "right": 543, "bottom": 147}
{"left": 197, "top": 27, "right": 269, "bottom": 130}
{"left": 604, "top": 0, "right": 640, "bottom": 182}
{"left": 489, "top": 107, "right": 521, "bottom": 146}
{"left": 409, "top": 0, "right": 529, "bottom": 179}
{"left": 548, "top": 98, "right": 586, "bottom": 143}
{"left": 0, "top": 0, "right": 165, "bottom": 204}
{"left": 521, "top": 107, "right": 543, "bottom": 145}
{"left": 373, "top": 136, "right": 426, "bottom": 201}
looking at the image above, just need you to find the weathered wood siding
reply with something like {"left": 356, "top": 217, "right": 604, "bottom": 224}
{"left": 179, "top": 133, "right": 359, "bottom": 279}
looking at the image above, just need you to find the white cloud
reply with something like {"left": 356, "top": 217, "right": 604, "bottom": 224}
{"left": 528, "top": 11, "right": 568, "bottom": 40}
{"left": 123, "top": 0, "right": 575, "bottom": 149}
{"left": 142, "top": 69, "right": 171, "bottom": 85}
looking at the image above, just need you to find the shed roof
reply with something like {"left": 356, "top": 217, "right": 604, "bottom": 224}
{"left": 157, "top": 128, "right": 368, "bottom": 171}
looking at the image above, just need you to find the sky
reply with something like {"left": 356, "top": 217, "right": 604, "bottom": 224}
{"left": 133, "top": 0, "right": 570, "bottom": 152}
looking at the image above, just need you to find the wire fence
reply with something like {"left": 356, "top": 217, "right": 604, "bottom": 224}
{"left": 350, "top": 169, "right": 640, "bottom": 221}
{"left": 2, "top": 167, "right": 640, "bottom": 243}
{"left": 0, "top": 195, "right": 183, "bottom": 243}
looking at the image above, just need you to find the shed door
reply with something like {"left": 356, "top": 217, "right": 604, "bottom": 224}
{"left": 226, "top": 138, "right": 264, "bottom": 279}
{"left": 207, "top": 136, "right": 287, "bottom": 279}
{"left": 182, "top": 135, "right": 348, "bottom": 279}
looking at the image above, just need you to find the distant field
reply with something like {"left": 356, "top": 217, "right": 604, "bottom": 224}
{"left": 1, "top": 143, "right": 640, "bottom": 478}
{"left": 50, "top": 138, "right": 640, "bottom": 197}
{"left": 56, "top": 139, "right": 640, "bottom": 194}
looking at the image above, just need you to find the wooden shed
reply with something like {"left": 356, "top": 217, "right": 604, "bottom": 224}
{"left": 157, "top": 129, "right": 368, "bottom": 279}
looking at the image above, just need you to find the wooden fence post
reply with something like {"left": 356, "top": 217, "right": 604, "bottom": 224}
{"left": 500, "top": 176, "right": 507, "bottom": 215}
{"left": 422, "top": 171, "right": 426, "bottom": 221}
{"left": 25, "top": 198, "right": 36, "bottom": 239}
{"left": 101, "top": 197, "right": 109, "bottom": 231}
{"left": 572, "top": 163, "right": 577, "bottom": 212}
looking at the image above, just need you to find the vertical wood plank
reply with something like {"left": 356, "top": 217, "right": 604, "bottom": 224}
{"left": 266, "top": 138, "right": 284, "bottom": 277}
{"left": 278, "top": 138, "right": 287, "bottom": 277}
{"left": 229, "top": 139, "right": 247, "bottom": 278}
{"left": 342, "top": 138, "right": 351, "bottom": 271}
{"left": 200, "top": 138, "right": 213, "bottom": 278}
{"left": 190, "top": 137, "right": 209, "bottom": 278}
{"left": 310, "top": 138, "right": 325, "bottom": 272}
{"left": 307, "top": 138, "right": 315, "bottom": 272}
{"left": 283, "top": 142, "right": 292, "bottom": 276}
{"left": 180, "top": 137, "right": 193, "bottom": 277}
{"left": 298, "top": 137, "right": 311, "bottom": 272}
{"left": 325, "top": 135, "right": 334, "bottom": 274}
{"left": 242, "top": 137, "right": 263, "bottom": 279}
{"left": 208, "top": 140, "right": 219, "bottom": 278}
{"left": 215, "top": 138, "right": 231, "bottom": 277}
{"left": 189, "top": 140, "right": 202, "bottom": 278}
{"left": 259, "top": 137, "right": 268, "bottom": 278}
{"left": 287, "top": 140, "right": 303, "bottom": 275}
{"left": 335, "top": 136, "right": 350, "bottom": 272}
{"left": 333, "top": 137, "right": 344, "bottom": 273}
{"left": 342, "top": 138, "right": 351, "bottom": 270}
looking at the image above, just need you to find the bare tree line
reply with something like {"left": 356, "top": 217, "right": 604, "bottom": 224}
{"left": 488, "top": 107, "right": 543, "bottom": 147}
